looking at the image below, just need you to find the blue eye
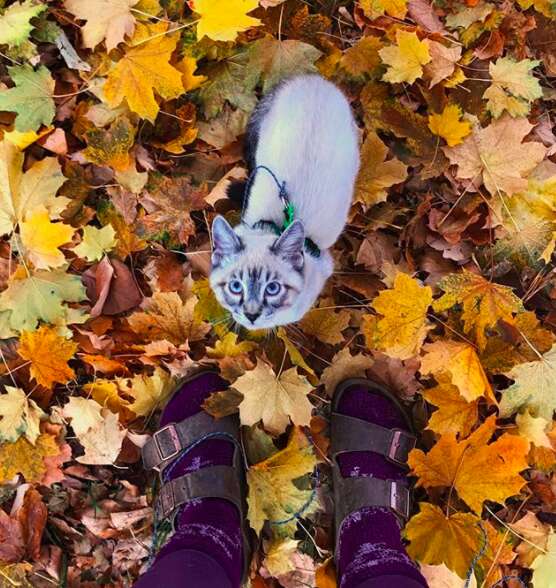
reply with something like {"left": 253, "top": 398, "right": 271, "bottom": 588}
{"left": 228, "top": 280, "right": 243, "bottom": 295}
{"left": 265, "top": 281, "right": 281, "bottom": 296}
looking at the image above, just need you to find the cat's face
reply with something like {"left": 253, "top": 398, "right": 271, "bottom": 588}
{"left": 209, "top": 216, "right": 306, "bottom": 330}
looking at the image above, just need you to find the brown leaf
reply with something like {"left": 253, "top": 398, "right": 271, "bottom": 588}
{"left": 17, "top": 488, "right": 47, "bottom": 561}
{"left": 0, "top": 509, "right": 24, "bottom": 563}
{"left": 202, "top": 388, "right": 243, "bottom": 419}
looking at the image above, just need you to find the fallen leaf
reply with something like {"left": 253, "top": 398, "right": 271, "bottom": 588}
{"left": 516, "top": 411, "right": 552, "bottom": 449}
{"left": 263, "top": 538, "right": 299, "bottom": 578}
{"left": 443, "top": 117, "right": 547, "bottom": 196}
{"left": 202, "top": 388, "right": 243, "bottom": 419}
{"left": 320, "top": 348, "right": 374, "bottom": 396}
{"left": 510, "top": 512, "right": 550, "bottom": 567}
{"left": 424, "top": 383, "right": 479, "bottom": 437}
{"left": 104, "top": 23, "right": 184, "bottom": 122}
{"left": 190, "top": 0, "right": 261, "bottom": 42}
{"left": 235, "top": 360, "right": 313, "bottom": 435}
{"left": 0, "top": 387, "right": 43, "bottom": 444}
{"left": 433, "top": 270, "right": 524, "bottom": 350}
{"left": 409, "top": 416, "right": 529, "bottom": 514}
{"left": 83, "top": 116, "right": 136, "bottom": 171}
{"left": 17, "top": 488, "right": 47, "bottom": 561}
{"left": 62, "top": 397, "right": 103, "bottom": 436}
{"left": 126, "top": 367, "right": 174, "bottom": 417}
{"left": 65, "top": 0, "right": 138, "bottom": 51}
{"left": 360, "top": 0, "right": 407, "bottom": 19}
{"left": 340, "top": 36, "right": 382, "bottom": 78}
{"left": 531, "top": 532, "right": 556, "bottom": 588}
{"left": 379, "top": 30, "right": 431, "bottom": 84}
{"left": 74, "top": 225, "right": 117, "bottom": 262}
{"left": 428, "top": 105, "right": 472, "bottom": 147}
{"left": 0, "top": 508, "right": 24, "bottom": 563}
{"left": 76, "top": 409, "right": 127, "bottom": 465}
{"left": 363, "top": 273, "right": 432, "bottom": 360}
{"left": 354, "top": 131, "right": 408, "bottom": 205}
{"left": 0, "top": 65, "right": 55, "bottom": 132}
{"left": 420, "top": 563, "right": 477, "bottom": 588}
{"left": 18, "top": 325, "right": 77, "bottom": 389}
{"left": 405, "top": 502, "right": 482, "bottom": 578}
{"left": 298, "top": 305, "right": 350, "bottom": 345}
{"left": 424, "top": 40, "right": 462, "bottom": 87}
{"left": 0, "top": 0, "right": 46, "bottom": 47}
{"left": 247, "top": 427, "right": 317, "bottom": 535}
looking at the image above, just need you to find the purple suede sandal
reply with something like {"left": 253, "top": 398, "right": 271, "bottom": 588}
{"left": 141, "top": 371, "right": 252, "bottom": 583}
{"left": 331, "top": 378, "right": 417, "bottom": 560}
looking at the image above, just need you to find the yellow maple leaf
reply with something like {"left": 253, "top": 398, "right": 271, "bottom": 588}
{"left": 234, "top": 359, "right": 313, "bottom": 435}
{"left": 409, "top": 416, "right": 529, "bottom": 514}
{"left": 76, "top": 409, "right": 127, "bottom": 465}
{"left": 424, "top": 382, "right": 479, "bottom": 438}
{"left": 340, "top": 36, "right": 382, "bottom": 78}
{"left": 0, "top": 140, "right": 68, "bottom": 236}
{"left": 298, "top": 303, "right": 350, "bottom": 345}
{"left": 128, "top": 291, "right": 210, "bottom": 346}
{"left": 516, "top": 411, "right": 552, "bottom": 449}
{"left": 0, "top": 432, "right": 61, "bottom": 484}
{"left": 424, "top": 40, "right": 462, "bottom": 88}
{"left": 125, "top": 367, "right": 174, "bottom": 417}
{"left": 104, "top": 22, "right": 184, "bottom": 122}
{"left": 428, "top": 104, "right": 472, "bottom": 147}
{"left": 83, "top": 116, "right": 136, "bottom": 171}
{"left": 176, "top": 56, "right": 207, "bottom": 92}
{"left": 379, "top": 30, "right": 431, "bottom": 84}
{"left": 360, "top": 0, "right": 407, "bottom": 19}
{"left": 405, "top": 502, "right": 483, "bottom": 578}
{"left": 206, "top": 332, "right": 257, "bottom": 358}
{"left": 420, "top": 340, "right": 494, "bottom": 403}
{"left": 19, "top": 208, "right": 75, "bottom": 270}
{"left": 62, "top": 397, "right": 104, "bottom": 437}
{"left": 82, "top": 378, "right": 131, "bottom": 417}
{"left": 73, "top": 225, "right": 117, "bottom": 262}
{"left": 263, "top": 538, "right": 299, "bottom": 578}
{"left": 190, "top": 0, "right": 261, "bottom": 42}
{"left": 247, "top": 427, "right": 317, "bottom": 536}
{"left": 355, "top": 131, "right": 408, "bottom": 206}
{"left": 433, "top": 270, "right": 524, "bottom": 350}
{"left": 363, "top": 273, "right": 432, "bottom": 360}
{"left": 18, "top": 325, "right": 77, "bottom": 389}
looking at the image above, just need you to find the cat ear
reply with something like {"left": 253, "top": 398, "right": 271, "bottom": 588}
{"left": 271, "top": 220, "right": 305, "bottom": 271}
{"left": 212, "top": 216, "right": 243, "bottom": 267}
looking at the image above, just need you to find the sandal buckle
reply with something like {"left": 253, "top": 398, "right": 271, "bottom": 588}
{"left": 387, "top": 429, "right": 416, "bottom": 466}
{"left": 158, "top": 483, "right": 175, "bottom": 519}
{"left": 153, "top": 424, "right": 181, "bottom": 464}
{"left": 390, "top": 481, "right": 410, "bottom": 519}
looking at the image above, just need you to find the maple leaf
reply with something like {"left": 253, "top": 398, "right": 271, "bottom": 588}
{"left": 62, "top": 397, "right": 103, "bottom": 436}
{"left": 360, "top": 0, "right": 407, "bottom": 18}
{"left": 247, "top": 427, "right": 317, "bottom": 535}
{"left": 277, "top": 328, "right": 316, "bottom": 380}
{"left": 0, "top": 508, "right": 24, "bottom": 563}
{"left": 320, "top": 348, "right": 374, "bottom": 396}
{"left": 500, "top": 343, "right": 556, "bottom": 421}
{"left": 0, "top": 387, "right": 44, "bottom": 444}
{"left": 420, "top": 340, "right": 493, "bottom": 402}
{"left": 176, "top": 56, "right": 207, "bottom": 92}
{"left": 424, "top": 383, "right": 479, "bottom": 437}
{"left": 104, "top": 23, "right": 184, "bottom": 122}
{"left": 234, "top": 360, "right": 313, "bottom": 435}
{"left": 363, "top": 273, "right": 432, "bottom": 360}
{"left": 379, "top": 30, "right": 431, "bottom": 84}
{"left": 126, "top": 367, "right": 174, "bottom": 417}
{"left": 0, "top": 269, "right": 86, "bottom": 333}
{"left": 82, "top": 379, "right": 132, "bottom": 418}
{"left": 263, "top": 538, "right": 299, "bottom": 578}
{"left": 0, "top": 65, "right": 55, "bottom": 132}
{"left": 19, "top": 209, "right": 75, "bottom": 270}
{"left": 128, "top": 291, "right": 210, "bottom": 345}
{"left": 18, "top": 325, "right": 77, "bottom": 389}
{"left": 340, "top": 36, "right": 382, "bottom": 78}
{"left": 246, "top": 37, "right": 322, "bottom": 94}
{"left": 428, "top": 105, "right": 472, "bottom": 147}
{"left": 0, "top": 140, "right": 68, "bottom": 236}
{"left": 405, "top": 502, "right": 483, "bottom": 578}
{"left": 207, "top": 332, "right": 257, "bottom": 358}
{"left": 76, "top": 409, "right": 127, "bottom": 465}
{"left": 443, "top": 116, "right": 546, "bottom": 196}
{"left": 424, "top": 40, "right": 462, "bottom": 88}
{"left": 74, "top": 225, "right": 117, "bottom": 262}
{"left": 0, "top": 432, "right": 63, "bottom": 484}
{"left": 354, "top": 131, "right": 408, "bottom": 206}
{"left": 510, "top": 512, "right": 550, "bottom": 567}
{"left": 0, "top": 0, "right": 46, "bottom": 47}
{"left": 192, "top": 278, "right": 232, "bottom": 338}
{"left": 516, "top": 411, "right": 552, "bottom": 449}
{"left": 433, "top": 270, "right": 524, "bottom": 350}
{"left": 83, "top": 116, "right": 137, "bottom": 171}
{"left": 65, "top": 0, "right": 139, "bottom": 51}
{"left": 190, "top": 0, "right": 261, "bottom": 42}
{"left": 531, "top": 532, "right": 556, "bottom": 588}
{"left": 408, "top": 416, "right": 529, "bottom": 514}
{"left": 483, "top": 57, "right": 542, "bottom": 118}
{"left": 298, "top": 304, "right": 350, "bottom": 346}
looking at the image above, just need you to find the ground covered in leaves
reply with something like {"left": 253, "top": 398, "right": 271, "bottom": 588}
{"left": 0, "top": 0, "right": 556, "bottom": 586}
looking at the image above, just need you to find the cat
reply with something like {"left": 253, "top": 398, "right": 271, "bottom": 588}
{"left": 209, "top": 74, "right": 360, "bottom": 330}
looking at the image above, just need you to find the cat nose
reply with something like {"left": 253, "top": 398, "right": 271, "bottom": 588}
{"left": 245, "top": 311, "right": 261, "bottom": 323}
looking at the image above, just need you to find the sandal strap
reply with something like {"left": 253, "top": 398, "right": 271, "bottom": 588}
{"left": 331, "top": 412, "right": 416, "bottom": 467}
{"left": 333, "top": 471, "right": 411, "bottom": 531}
{"left": 155, "top": 464, "right": 243, "bottom": 519}
{"left": 142, "top": 412, "right": 239, "bottom": 471}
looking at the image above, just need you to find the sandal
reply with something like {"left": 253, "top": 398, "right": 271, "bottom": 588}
{"left": 141, "top": 371, "right": 253, "bottom": 581}
{"left": 331, "top": 378, "right": 417, "bottom": 559}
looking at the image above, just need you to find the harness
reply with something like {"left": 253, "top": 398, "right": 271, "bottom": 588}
{"left": 243, "top": 165, "right": 321, "bottom": 258}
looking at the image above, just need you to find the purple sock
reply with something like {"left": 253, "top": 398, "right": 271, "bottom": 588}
{"left": 152, "top": 373, "right": 243, "bottom": 587}
{"left": 336, "top": 386, "right": 427, "bottom": 588}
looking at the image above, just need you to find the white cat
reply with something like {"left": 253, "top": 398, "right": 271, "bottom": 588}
{"left": 210, "top": 74, "right": 360, "bottom": 330}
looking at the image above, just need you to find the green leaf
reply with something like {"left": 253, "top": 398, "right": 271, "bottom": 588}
{"left": 0, "top": 269, "right": 87, "bottom": 332}
{"left": 0, "top": 0, "right": 46, "bottom": 47}
{"left": 74, "top": 225, "right": 117, "bottom": 262}
{"left": 0, "top": 65, "right": 55, "bottom": 131}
